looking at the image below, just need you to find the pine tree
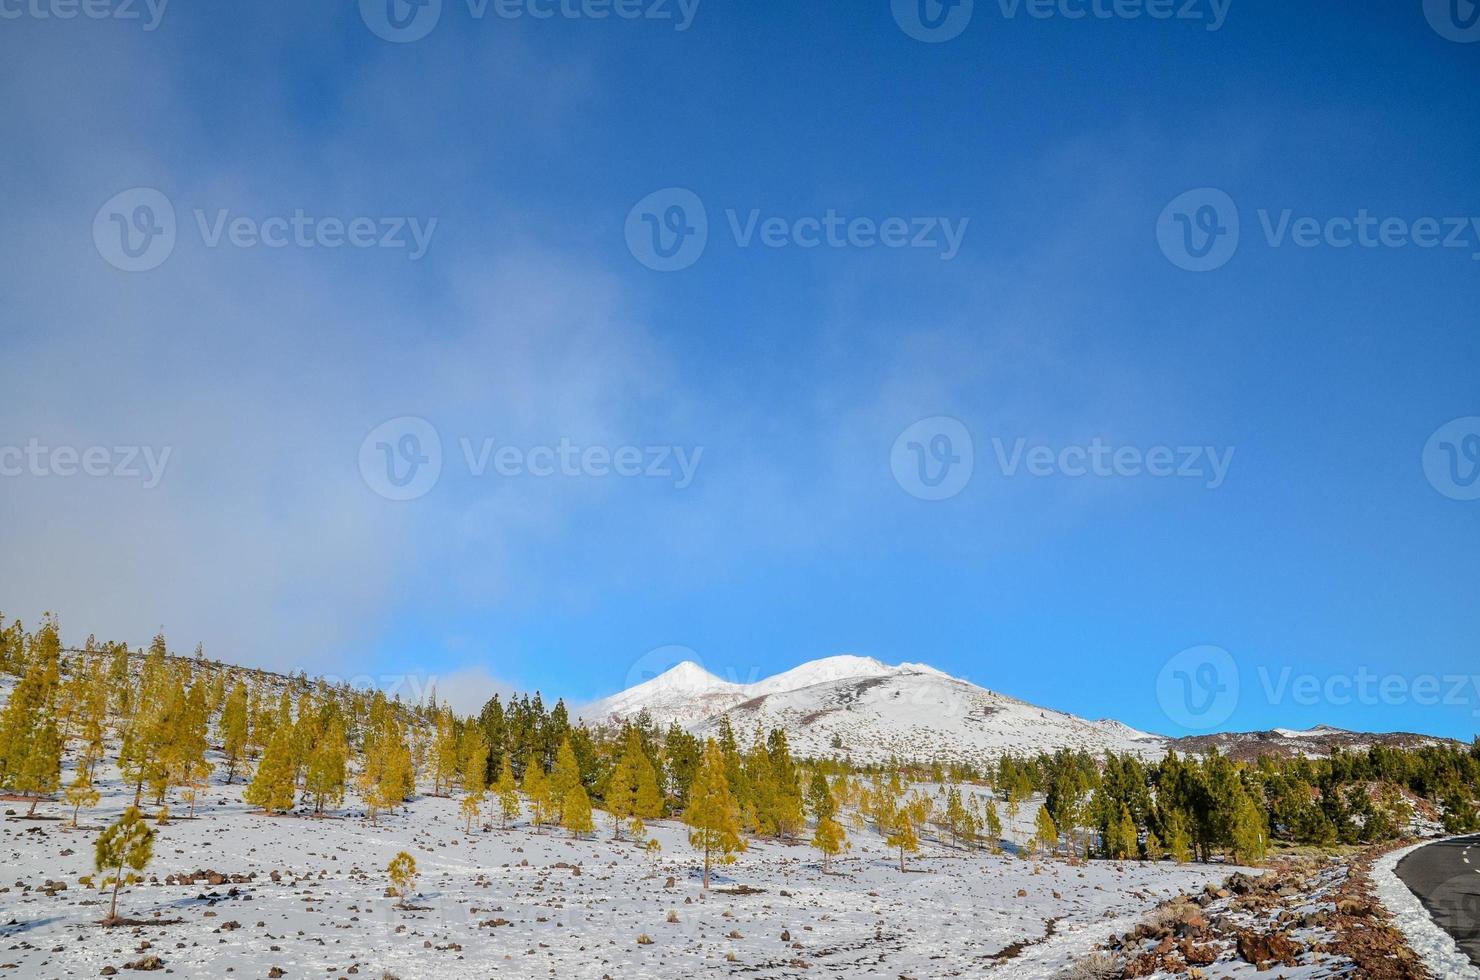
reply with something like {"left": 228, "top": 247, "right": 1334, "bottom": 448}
{"left": 683, "top": 739, "right": 746, "bottom": 890}
{"left": 1165, "top": 808, "right": 1193, "bottom": 863}
{"left": 549, "top": 737, "right": 582, "bottom": 825}
{"left": 812, "top": 813, "right": 849, "bottom": 872}
{"left": 244, "top": 722, "right": 297, "bottom": 814}
{"left": 431, "top": 707, "right": 458, "bottom": 797}
{"left": 881, "top": 793, "right": 921, "bottom": 872}
{"left": 460, "top": 727, "right": 489, "bottom": 796}
{"left": 387, "top": 851, "right": 418, "bottom": 907}
{"left": 496, "top": 752, "right": 520, "bottom": 829}
{"left": 562, "top": 783, "right": 594, "bottom": 838}
{"left": 95, "top": 806, "right": 155, "bottom": 924}
{"left": 1109, "top": 803, "right": 1137, "bottom": 860}
{"left": 522, "top": 755, "right": 552, "bottom": 831}
{"left": 65, "top": 767, "right": 100, "bottom": 827}
{"left": 1230, "top": 791, "right": 1268, "bottom": 864}
{"left": 461, "top": 790, "right": 484, "bottom": 833}
{"left": 983, "top": 798, "right": 1004, "bottom": 852}
{"left": 0, "top": 618, "right": 63, "bottom": 815}
{"left": 220, "top": 681, "right": 249, "bottom": 784}
{"left": 1033, "top": 805, "right": 1059, "bottom": 858}
{"left": 303, "top": 716, "right": 348, "bottom": 815}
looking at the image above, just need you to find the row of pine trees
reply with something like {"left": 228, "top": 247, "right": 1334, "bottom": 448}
{"left": 3, "top": 612, "right": 1479, "bottom": 883}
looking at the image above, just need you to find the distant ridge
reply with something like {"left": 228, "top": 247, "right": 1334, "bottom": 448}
{"left": 580, "top": 655, "right": 1456, "bottom": 765}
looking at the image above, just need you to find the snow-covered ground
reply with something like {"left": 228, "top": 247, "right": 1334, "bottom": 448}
{"left": 0, "top": 762, "right": 1243, "bottom": 978}
{"left": 1373, "top": 839, "right": 1480, "bottom": 979}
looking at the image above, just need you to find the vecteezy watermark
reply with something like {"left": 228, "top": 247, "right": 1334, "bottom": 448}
{"left": 0, "top": 439, "right": 172, "bottom": 489}
{"left": 1424, "top": 0, "right": 1480, "bottom": 43}
{"left": 458, "top": 436, "right": 703, "bottom": 487}
{"left": 991, "top": 437, "right": 1235, "bottom": 489}
{"left": 93, "top": 188, "right": 177, "bottom": 273}
{"left": 891, "top": 416, "right": 974, "bottom": 501}
{"left": 893, "top": 0, "right": 1230, "bottom": 42}
{"left": 0, "top": 0, "right": 168, "bottom": 30}
{"left": 625, "top": 188, "right": 708, "bottom": 272}
{"left": 1158, "top": 187, "right": 1480, "bottom": 272}
{"left": 359, "top": 417, "right": 443, "bottom": 502}
{"left": 359, "top": 0, "right": 699, "bottom": 42}
{"left": 358, "top": 417, "right": 705, "bottom": 500}
{"left": 93, "top": 187, "right": 438, "bottom": 272}
{"left": 1422, "top": 417, "right": 1480, "bottom": 501}
{"left": 1156, "top": 188, "right": 1240, "bottom": 272}
{"left": 1257, "top": 665, "right": 1480, "bottom": 717}
{"left": 892, "top": 0, "right": 975, "bottom": 42}
{"left": 1156, "top": 645, "right": 1239, "bottom": 730}
{"left": 625, "top": 187, "right": 969, "bottom": 271}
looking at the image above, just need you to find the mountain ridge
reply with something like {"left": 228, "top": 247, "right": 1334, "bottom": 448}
{"left": 580, "top": 655, "right": 1455, "bottom": 765}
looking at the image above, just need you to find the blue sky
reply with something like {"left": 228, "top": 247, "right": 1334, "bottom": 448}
{"left": 1, "top": 1, "right": 1477, "bottom": 739}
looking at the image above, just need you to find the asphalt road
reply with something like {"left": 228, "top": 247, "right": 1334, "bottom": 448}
{"left": 1395, "top": 833, "right": 1480, "bottom": 967}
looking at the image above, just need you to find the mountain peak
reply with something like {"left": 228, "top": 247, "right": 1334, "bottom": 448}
{"left": 643, "top": 660, "right": 736, "bottom": 694}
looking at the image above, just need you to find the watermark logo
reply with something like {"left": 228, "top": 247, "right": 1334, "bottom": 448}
{"left": 359, "top": 416, "right": 443, "bottom": 501}
{"left": 92, "top": 189, "right": 438, "bottom": 271}
{"left": 626, "top": 189, "right": 969, "bottom": 270}
{"left": 1160, "top": 189, "right": 1480, "bottom": 270}
{"left": 1424, "top": 0, "right": 1480, "bottom": 43}
{"left": 361, "top": 0, "right": 698, "bottom": 42}
{"left": 1423, "top": 417, "right": 1480, "bottom": 501}
{"left": 359, "top": 421, "right": 704, "bottom": 500}
{"left": 891, "top": 416, "right": 974, "bottom": 500}
{"left": 458, "top": 437, "right": 703, "bottom": 488}
{"left": 0, "top": 0, "right": 169, "bottom": 30}
{"left": 0, "top": 439, "right": 172, "bottom": 489}
{"left": 893, "top": 0, "right": 1229, "bottom": 41}
{"left": 93, "top": 187, "right": 176, "bottom": 273}
{"left": 892, "top": 0, "right": 974, "bottom": 42}
{"left": 360, "top": 0, "right": 442, "bottom": 42}
{"left": 1257, "top": 665, "right": 1480, "bottom": 717}
{"left": 1157, "top": 645, "right": 1239, "bottom": 730}
{"left": 991, "top": 437, "right": 1234, "bottom": 489}
{"left": 626, "top": 188, "right": 708, "bottom": 272}
{"left": 1157, "top": 187, "right": 1239, "bottom": 272}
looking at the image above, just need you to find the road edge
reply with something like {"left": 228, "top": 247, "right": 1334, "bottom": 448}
{"left": 1372, "top": 838, "right": 1480, "bottom": 980}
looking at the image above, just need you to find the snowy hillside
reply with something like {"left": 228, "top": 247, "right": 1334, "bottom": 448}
{"left": 582, "top": 656, "right": 1168, "bottom": 764}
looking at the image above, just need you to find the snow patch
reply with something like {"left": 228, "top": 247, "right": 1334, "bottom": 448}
{"left": 1372, "top": 839, "right": 1480, "bottom": 979}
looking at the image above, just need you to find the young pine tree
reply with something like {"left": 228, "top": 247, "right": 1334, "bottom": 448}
{"left": 65, "top": 767, "right": 100, "bottom": 827}
{"left": 303, "top": 717, "right": 348, "bottom": 815}
{"left": 549, "top": 737, "right": 582, "bottom": 826}
{"left": 496, "top": 752, "right": 520, "bottom": 829}
{"left": 1164, "top": 808, "right": 1193, "bottom": 864}
{"left": 95, "top": 806, "right": 155, "bottom": 924}
{"left": 220, "top": 681, "right": 250, "bottom": 784}
{"left": 461, "top": 790, "right": 484, "bottom": 833}
{"left": 562, "top": 782, "right": 595, "bottom": 839}
{"left": 684, "top": 739, "right": 746, "bottom": 890}
{"left": 0, "top": 625, "right": 63, "bottom": 815}
{"left": 882, "top": 796, "right": 921, "bottom": 873}
{"left": 522, "top": 755, "right": 553, "bottom": 832}
{"left": 812, "top": 812, "right": 849, "bottom": 872}
{"left": 1033, "top": 805, "right": 1059, "bottom": 859}
{"left": 387, "top": 851, "right": 418, "bottom": 907}
{"left": 244, "top": 723, "right": 297, "bottom": 814}
{"left": 983, "top": 798, "right": 1004, "bottom": 853}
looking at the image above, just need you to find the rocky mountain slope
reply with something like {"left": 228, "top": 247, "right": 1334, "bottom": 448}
{"left": 580, "top": 656, "right": 1457, "bottom": 766}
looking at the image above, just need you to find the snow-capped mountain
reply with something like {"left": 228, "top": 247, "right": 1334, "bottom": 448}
{"left": 580, "top": 655, "right": 1169, "bottom": 764}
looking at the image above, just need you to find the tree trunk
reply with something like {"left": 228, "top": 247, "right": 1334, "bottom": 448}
{"left": 27, "top": 795, "right": 38, "bottom": 817}
{"left": 109, "top": 862, "right": 123, "bottom": 921}
{"left": 703, "top": 843, "right": 711, "bottom": 890}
